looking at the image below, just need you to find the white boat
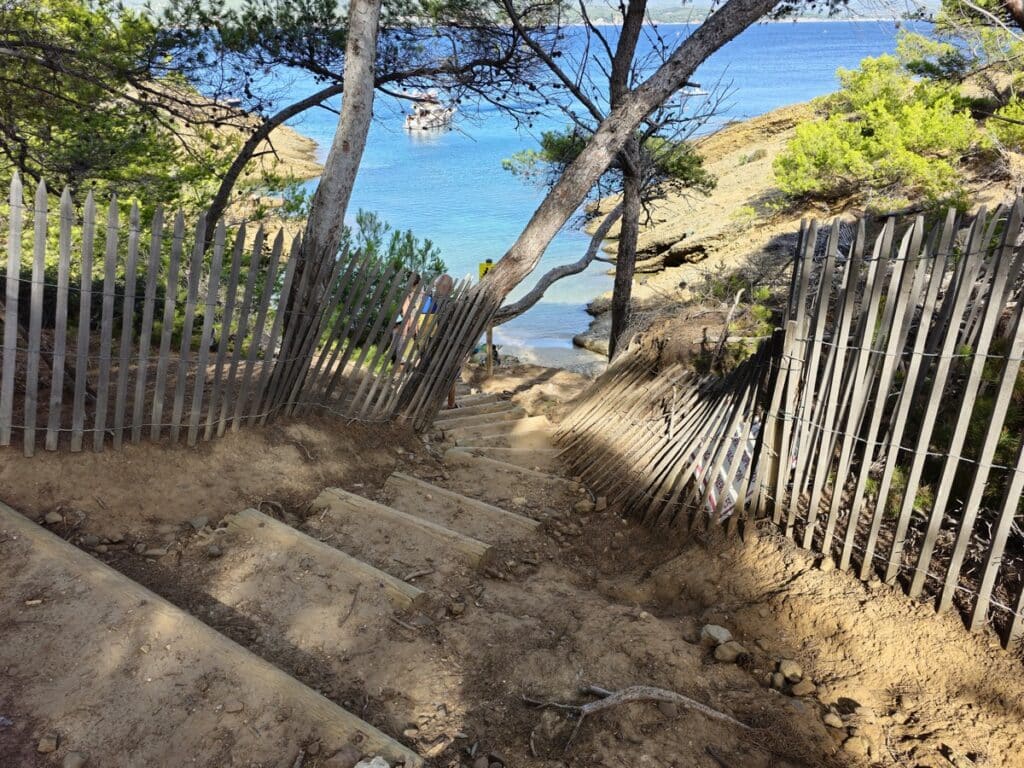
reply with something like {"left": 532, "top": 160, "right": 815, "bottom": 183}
{"left": 403, "top": 91, "right": 455, "bottom": 131}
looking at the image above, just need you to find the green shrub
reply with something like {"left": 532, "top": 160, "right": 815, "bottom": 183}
{"left": 774, "top": 55, "right": 982, "bottom": 212}
{"left": 990, "top": 98, "right": 1024, "bottom": 151}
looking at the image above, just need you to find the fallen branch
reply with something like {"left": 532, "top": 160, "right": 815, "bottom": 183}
{"left": 403, "top": 567, "right": 434, "bottom": 582}
{"left": 523, "top": 683, "right": 750, "bottom": 752}
{"left": 492, "top": 203, "right": 624, "bottom": 326}
{"left": 285, "top": 438, "right": 315, "bottom": 462}
{"left": 337, "top": 584, "right": 361, "bottom": 628}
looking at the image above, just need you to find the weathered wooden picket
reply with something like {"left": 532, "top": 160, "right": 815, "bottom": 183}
{"left": 0, "top": 175, "right": 494, "bottom": 455}
{"left": 557, "top": 200, "right": 1024, "bottom": 648}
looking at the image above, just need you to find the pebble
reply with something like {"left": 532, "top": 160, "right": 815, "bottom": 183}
{"left": 190, "top": 515, "right": 209, "bottom": 531}
{"left": 770, "top": 672, "right": 786, "bottom": 690}
{"left": 81, "top": 534, "right": 100, "bottom": 548}
{"left": 206, "top": 544, "right": 224, "bottom": 558}
{"left": 322, "top": 745, "right": 362, "bottom": 768}
{"left": 144, "top": 547, "right": 168, "bottom": 558}
{"left": 44, "top": 511, "right": 62, "bottom": 525}
{"left": 778, "top": 659, "right": 803, "bottom": 682}
{"left": 449, "top": 602, "right": 466, "bottom": 617}
{"left": 402, "top": 727, "right": 419, "bottom": 739}
{"left": 354, "top": 759, "right": 390, "bottom": 768}
{"left": 223, "top": 700, "right": 244, "bottom": 713}
{"left": 62, "top": 752, "right": 89, "bottom": 768}
{"left": 37, "top": 732, "right": 59, "bottom": 753}
{"left": 842, "top": 735, "right": 872, "bottom": 757}
{"left": 818, "top": 556, "right": 835, "bottom": 573}
{"left": 714, "top": 641, "right": 748, "bottom": 663}
{"left": 472, "top": 757, "right": 490, "bottom": 768}
{"left": 573, "top": 499, "right": 595, "bottom": 514}
{"left": 791, "top": 679, "right": 817, "bottom": 697}
{"left": 823, "top": 712, "right": 844, "bottom": 728}
{"left": 307, "top": 741, "right": 321, "bottom": 756}
{"left": 133, "top": 542, "right": 147, "bottom": 555}
{"left": 95, "top": 545, "right": 108, "bottom": 554}
{"left": 511, "top": 496, "right": 528, "bottom": 507}
{"left": 594, "top": 496, "right": 608, "bottom": 512}
{"left": 700, "top": 624, "right": 733, "bottom": 647}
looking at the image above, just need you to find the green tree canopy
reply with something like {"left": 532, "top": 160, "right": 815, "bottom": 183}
{"left": 0, "top": 0, "right": 228, "bottom": 208}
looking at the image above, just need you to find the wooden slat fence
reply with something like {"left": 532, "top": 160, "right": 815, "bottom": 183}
{"left": 556, "top": 199, "right": 1024, "bottom": 648}
{"left": 0, "top": 175, "right": 492, "bottom": 455}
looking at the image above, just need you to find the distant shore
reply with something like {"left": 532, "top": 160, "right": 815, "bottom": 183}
{"left": 571, "top": 16, "right": 919, "bottom": 26}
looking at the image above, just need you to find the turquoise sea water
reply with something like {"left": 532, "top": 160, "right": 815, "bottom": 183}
{"left": 282, "top": 20, "right": 921, "bottom": 369}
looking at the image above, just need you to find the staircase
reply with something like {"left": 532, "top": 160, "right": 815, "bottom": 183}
{"left": 0, "top": 388, "right": 569, "bottom": 767}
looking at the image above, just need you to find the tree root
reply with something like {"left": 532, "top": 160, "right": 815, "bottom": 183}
{"left": 523, "top": 683, "right": 750, "bottom": 753}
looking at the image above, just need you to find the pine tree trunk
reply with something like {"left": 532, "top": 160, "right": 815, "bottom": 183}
{"left": 482, "top": 0, "right": 776, "bottom": 300}
{"left": 606, "top": 0, "right": 646, "bottom": 359}
{"left": 609, "top": 137, "right": 641, "bottom": 359}
{"left": 301, "top": 0, "right": 381, "bottom": 269}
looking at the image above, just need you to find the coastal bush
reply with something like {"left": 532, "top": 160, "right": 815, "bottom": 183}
{"left": 774, "top": 55, "right": 983, "bottom": 212}
{"left": 990, "top": 99, "right": 1024, "bottom": 151}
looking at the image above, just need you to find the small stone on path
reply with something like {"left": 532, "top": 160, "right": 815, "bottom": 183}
{"left": 573, "top": 499, "right": 594, "bottom": 514}
{"left": 37, "top": 732, "right": 58, "bottom": 753}
{"left": 791, "top": 679, "right": 816, "bottom": 696}
{"left": 842, "top": 735, "right": 872, "bottom": 757}
{"left": 223, "top": 700, "right": 243, "bottom": 713}
{"left": 354, "top": 758, "right": 390, "bottom": 768}
{"left": 714, "top": 640, "right": 748, "bottom": 663}
{"left": 700, "top": 624, "right": 733, "bottom": 646}
{"left": 322, "top": 745, "right": 362, "bottom": 768}
{"left": 594, "top": 496, "right": 608, "bottom": 511}
{"left": 778, "top": 659, "right": 803, "bottom": 682}
{"left": 823, "top": 712, "right": 844, "bottom": 728}
{"left": 62, "top": 752, "right": 89, "bottom": 768}
{"left": 44, "top": 512, "right": 62, "bottom": 525}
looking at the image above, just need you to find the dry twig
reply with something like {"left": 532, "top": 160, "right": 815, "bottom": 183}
{"left": 523, "top": 683, "right": 749, "bottom": 752}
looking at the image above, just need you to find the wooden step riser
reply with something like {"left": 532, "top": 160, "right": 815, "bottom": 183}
{"left": 454, "top": 431, "right": 557, "bottom": 451}
{"left": 0, "top": 501, "right": 422, "bottom": 768}
{"left": 311, "top": 489, "right": 496, "bottom": 573}
{"left": 384, "top": 472, "right": 540, "bottom": 544}
{"left": 435, "top": 407, "right": 527, "bottom": 433}
{"left": 440, "top": 450, "right": 579, "bottom": 509}
{"left": 436, "top": 400, "right": 516, "bottom": 419}
{"left": 445, "top": 447, "right": 562, "bottom": 471}
{"left": 223, "top": 508, "right": 426, "bottom": 609}
{"left": 444, "top": 415, "right": 553, "bottom": 443}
